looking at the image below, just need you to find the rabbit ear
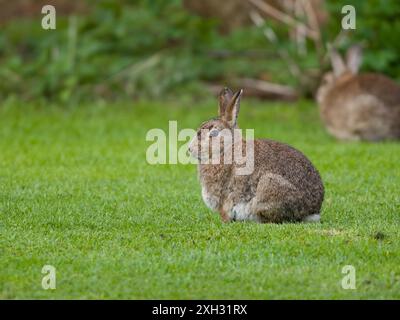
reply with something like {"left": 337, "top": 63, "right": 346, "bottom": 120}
{"left": 219, "top": 87, "right": 233, "bottom": 117}
{"left": 224, "top": 89, "right": 243, "bottom": 128}
{"left": 330, "top": 49, "right": 346, "bottom": 77}
{"left": 346, "top": 45, "right": 363, "bottom": 74}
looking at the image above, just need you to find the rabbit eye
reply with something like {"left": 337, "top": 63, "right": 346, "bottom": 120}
{"left": 209, "top": 129, "right": 219, "bottom": 137}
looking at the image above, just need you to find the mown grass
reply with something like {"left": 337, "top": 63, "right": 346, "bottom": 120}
{"left": 0, "top": 99, "right": 399, "bottom": 299}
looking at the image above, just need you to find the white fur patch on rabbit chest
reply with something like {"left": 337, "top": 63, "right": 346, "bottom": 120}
{"left": 229, "top": 202, "right": 260, "bottom": 222}
{"left": 201, "top": 187, "right": 219, "bottom": 211}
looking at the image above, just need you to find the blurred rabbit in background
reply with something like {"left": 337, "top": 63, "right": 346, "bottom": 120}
{"left": 317, "top": 45, "right": 400, "bottom": 141}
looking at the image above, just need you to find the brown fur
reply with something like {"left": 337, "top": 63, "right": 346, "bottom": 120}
{"left": 189, "top": 88, "right": 324, "bottom": 223}
{"left": 317, "top": 46, "right": 400, "bottom": 141}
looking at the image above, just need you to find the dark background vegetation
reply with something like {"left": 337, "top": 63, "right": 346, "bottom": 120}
{"left": 0, "top": 0, "right": 399, "bottom": 104}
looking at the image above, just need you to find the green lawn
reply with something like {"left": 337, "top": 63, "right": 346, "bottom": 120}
{"left": 0, "top": 99, "right": 399, "bottom": 299}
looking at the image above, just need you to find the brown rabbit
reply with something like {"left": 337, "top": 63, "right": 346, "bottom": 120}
{"left": 317, "top": 45, "right": 400, "bottom": 141}
{"left": 188, "top": 88, "right": 324, "bottom": 223}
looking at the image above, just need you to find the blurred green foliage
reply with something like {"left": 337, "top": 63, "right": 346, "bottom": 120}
{"left": 326, "top": 0, "right": 400, "bottom": 76}
{"left": 0, "top": 0, "right": 399, "bottom": 103}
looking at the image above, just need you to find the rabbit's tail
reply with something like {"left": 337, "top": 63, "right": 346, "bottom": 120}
{"left": 302, "top": 214, "right": 321, "bottom": 223}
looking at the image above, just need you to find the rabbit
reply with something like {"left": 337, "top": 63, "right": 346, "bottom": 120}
{"left": 188, "top": 88, "right": 324, "bottom": 223}
{"left": 317, "top": 45, "right": 400, "bottom": 141}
